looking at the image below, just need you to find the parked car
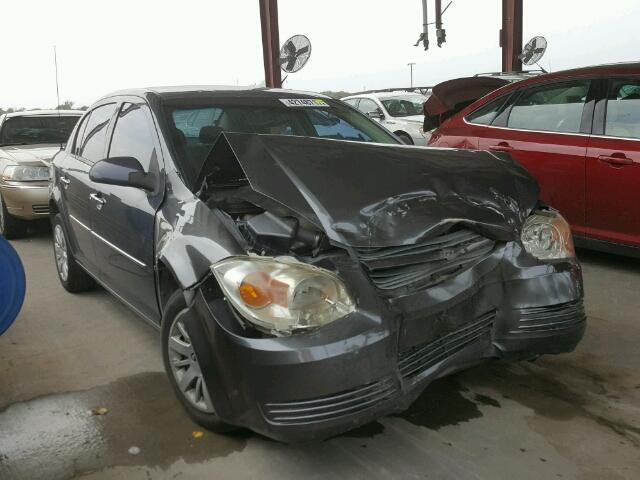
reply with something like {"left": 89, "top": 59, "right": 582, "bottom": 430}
{"left": 50, "top": 87, "right": 585, "bottom": 442}
{"left": 342, "top": 91, "right": 430, "bottom": 145}
{"left": 0, "top": 110, "right": 83, "bottom": 238}
{"left": 428, "top": 62, "right": 640, "bottom": 256}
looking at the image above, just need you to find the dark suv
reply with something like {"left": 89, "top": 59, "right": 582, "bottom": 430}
{"left": 50, "top": 86, "right": 585, "bottom": 442}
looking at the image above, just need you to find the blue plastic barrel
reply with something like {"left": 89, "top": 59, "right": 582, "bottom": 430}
{"left": 0, "top": 236, "right": 26, "bottom": 335}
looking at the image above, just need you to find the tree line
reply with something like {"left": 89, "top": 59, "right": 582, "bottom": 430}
{"left": 0, "top": 100, "right": 88, "bottom": 116}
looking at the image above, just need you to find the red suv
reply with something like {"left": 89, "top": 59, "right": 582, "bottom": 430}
{"left": 429, "top": 63, "right": 640, "bottom": 256}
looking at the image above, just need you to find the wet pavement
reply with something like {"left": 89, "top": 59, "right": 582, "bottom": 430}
{"left": 1, "top": 230, "right": 639, "bottom": 479}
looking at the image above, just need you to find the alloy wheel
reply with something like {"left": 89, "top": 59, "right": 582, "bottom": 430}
{"left": 53, "top": 224, "right": 69, "bottom": 282}
{"left": 168, "top": 311, "right": 215, "bottom": 413}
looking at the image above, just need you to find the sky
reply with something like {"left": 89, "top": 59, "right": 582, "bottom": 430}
{"left": 1, "top": 0, "right": 638, "bottom": 109}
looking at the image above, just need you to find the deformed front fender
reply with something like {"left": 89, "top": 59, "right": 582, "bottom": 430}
{"left": 156, "top": 193, "right": 246, "bottom": 290}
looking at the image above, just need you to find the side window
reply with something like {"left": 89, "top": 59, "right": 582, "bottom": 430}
{"left": 72, "top": 114, "right": 90, "bottom": 155}
{"left": 108, "top": 103, "right": 157, "bottom": 172}
{"left": 344, "top": 98, "right": 359, "bottom": 108}
{"left": 357, "top": 99, "right": 380, "bottom": 115}
{"left": 507, "top": 81, "right": 590, "bottom": 133}
{"left": 604, "top": 79, "right": 640, "bottom": 139}
{"left": 78, "top": 103, "right": 117, "bottom": 162}
{"left": 465, "top": 94, "right": 511, "bottom": 125}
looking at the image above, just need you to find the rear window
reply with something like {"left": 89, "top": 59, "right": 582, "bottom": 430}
{"left": 380, "top": 95, "right": 427, "bottom": 117}
{"left": 0, "top": 115, "right": 80, "bottom": 146}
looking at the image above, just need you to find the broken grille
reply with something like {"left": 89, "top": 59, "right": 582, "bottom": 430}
{"left": 356, "top": 229, "right": 495, "bottom": 293}
{"left": 398, "top": 310, "right": 496, "bottom": 381}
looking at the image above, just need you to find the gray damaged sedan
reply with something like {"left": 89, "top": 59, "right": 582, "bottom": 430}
{"left": 49, "top": 87, "right": 585, "bottom": 442}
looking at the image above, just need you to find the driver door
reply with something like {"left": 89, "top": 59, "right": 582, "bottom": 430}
{"left": 89, "top": 101, "right": 164, "bottom": 323}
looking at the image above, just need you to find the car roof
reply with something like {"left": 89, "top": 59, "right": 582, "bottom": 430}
{"left": 3, "top": 109, "right": 84, "bottom": 118}
{"left": 495, "top": 61, "right": 640, "bottom": 92}
{"left": 343, "top": 91, "right": 427, "bottom": 101}
{"left": 97, "top": 86, "right": 333, "bottom": 102}
{"left": 443, "top": 61, "right": 640, "bottom": 126}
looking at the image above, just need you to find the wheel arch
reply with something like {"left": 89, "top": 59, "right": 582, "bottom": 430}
{"left": 394, "top": 130, "right": 414, "bottom": 144}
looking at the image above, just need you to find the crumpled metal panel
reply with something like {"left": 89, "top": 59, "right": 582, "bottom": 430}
{"left": 197, "top": 133, "right": 539, "bottom": 248}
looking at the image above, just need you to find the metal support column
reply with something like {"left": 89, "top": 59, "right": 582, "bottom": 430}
{"left": 434, "top": 0, "right": 446, "bottom": 47}
{"left": 500, "top": 0, "right": 523, "bottom": 72}
{"left": 259, "top": 0, "right": 282, "bottom": 88}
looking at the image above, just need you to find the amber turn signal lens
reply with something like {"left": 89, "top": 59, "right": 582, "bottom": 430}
{"left": 239, "top": 272, "right": 272, "bottom": 309}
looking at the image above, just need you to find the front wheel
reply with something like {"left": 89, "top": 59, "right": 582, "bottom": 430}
{"left": 52, "top": 214, "right": 96, "bottom": 293}
{"left": 161, "top": 290, "right": 237, "bottom": 433}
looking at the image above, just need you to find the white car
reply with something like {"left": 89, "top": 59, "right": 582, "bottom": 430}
{"left": 342, "top": 91, "right": 430, "bottom": 145}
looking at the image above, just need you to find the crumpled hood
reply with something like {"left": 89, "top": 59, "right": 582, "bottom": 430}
{"left": 202, "top": 133, "right": 539, "bottom": 248}
{"left": 0, "top": 145, "right": 62, "bottom": 166}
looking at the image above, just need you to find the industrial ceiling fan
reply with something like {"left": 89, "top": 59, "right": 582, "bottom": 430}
{"left": 279, "top": 35, "right": 312, "bottom": 74}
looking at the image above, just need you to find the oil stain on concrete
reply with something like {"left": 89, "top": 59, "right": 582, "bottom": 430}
{"left": 397, "top": 376, "right": 485, "bottom": 430}
{"left": 0, "top": 372, "right": 246, "bottom": 480}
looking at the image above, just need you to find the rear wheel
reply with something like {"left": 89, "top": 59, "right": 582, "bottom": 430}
{"left": 52, "top": 214, "right": 95, "bottom": 293}
{"left": 162, "top": 290, "right": 237, "bottom": 433}
{"left": 0, "top": 193, "right": 27, "bottom": 240}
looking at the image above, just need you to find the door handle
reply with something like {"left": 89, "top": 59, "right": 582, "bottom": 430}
{"left": 60, "top": 176, "right": 70, "bottom": 187}
{"left": 489, "top": 143, "right": 513, "bottom": 152}
{"left": 89, "top": 193, "right": 106, "bottom": 210}
{"left": 598, "top": 154, "right": 633, "bottom": 167}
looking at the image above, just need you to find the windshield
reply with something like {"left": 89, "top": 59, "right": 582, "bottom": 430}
{"left": 380, "top": 95, "right": 427, "bottom": 117}
{"left": 164, "top": 97, "right": 399, "bottom": 177}
{"left": 0, "top": 115, "right": 80, "bottom": 146}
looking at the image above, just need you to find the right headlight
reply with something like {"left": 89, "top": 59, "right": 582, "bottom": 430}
{"left": 521, "top": 210, "right": 575, "bottom": 260}
{"left": 212, "top": 256, "right": 355, "bottom": 336}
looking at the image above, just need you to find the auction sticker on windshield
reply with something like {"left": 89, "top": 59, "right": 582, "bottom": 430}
{"left": 280, "top": 98, "right": 329, "bottom": 108}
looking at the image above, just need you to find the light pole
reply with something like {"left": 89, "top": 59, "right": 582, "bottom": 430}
{"left": 407, "top": 62, "right": 416, "bottom": 88}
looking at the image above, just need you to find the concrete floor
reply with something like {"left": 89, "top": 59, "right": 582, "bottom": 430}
{"left": 1, "top": 228, "right": 639, "bottom": 480}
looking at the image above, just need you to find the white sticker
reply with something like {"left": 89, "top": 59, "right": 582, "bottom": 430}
{"left": 279, "top": 98, "right": 329, "bottom": 108}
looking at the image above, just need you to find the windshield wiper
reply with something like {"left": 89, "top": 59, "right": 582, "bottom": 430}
{"left": 0, "top": 142, "right": 29, "bottom": 147}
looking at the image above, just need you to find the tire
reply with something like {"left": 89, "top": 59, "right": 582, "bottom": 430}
{"left": 162, "top": 290, "right": 237, "bottom": 433}
{"left": 52, "top": 214, "right": 96, "bottom": 293}
{"left": 396, "top": 132, "right": 414, "bottom": 145}
{"left": 0, "top": 193, "right": 27, "bottom": 240}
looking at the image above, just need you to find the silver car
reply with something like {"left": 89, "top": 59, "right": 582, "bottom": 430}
{"left": 0, "top": 110, "right": 83, "bottom": 238}
{"left": 342, "top": 91, "right": 430, "bottom": 145}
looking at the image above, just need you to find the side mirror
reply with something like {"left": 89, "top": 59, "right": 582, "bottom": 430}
{"left": 367, "top": 110, "right": 384, "bottom": 120}
{"left": 89, "top": 156, "right": 155, "bottom": 191}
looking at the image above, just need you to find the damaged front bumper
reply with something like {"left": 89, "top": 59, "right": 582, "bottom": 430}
{"left": 182, "top": 243, "right": 585, "bottom": 443}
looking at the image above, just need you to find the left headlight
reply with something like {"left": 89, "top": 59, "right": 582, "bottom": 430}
{"left": 521, "top": 210, "right": 575, "bottom": 260}
{"left": 212, "top": 257, "right": 355, "bottom": 336}
{"left": 1, "top": 165, "right": 50, "bottom": 182}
